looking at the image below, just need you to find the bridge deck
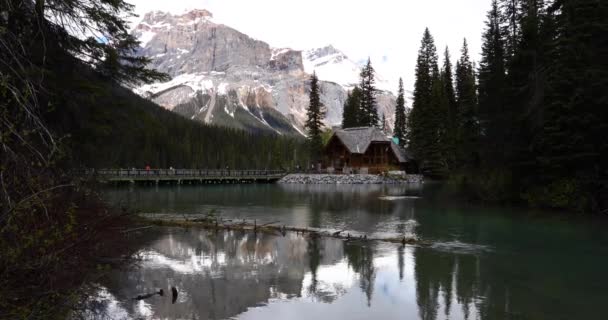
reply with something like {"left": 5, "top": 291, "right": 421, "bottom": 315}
{"left": 94, "top": 169, "right": 286, "bottom": 184}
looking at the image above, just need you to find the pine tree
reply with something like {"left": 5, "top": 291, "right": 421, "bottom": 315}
{"left": 409, "top": 28, "right": 437, "bottom": 157}
{"left": 305, "top": 72, "right": 325, "bottom": 163}
{"left": 359, "top": 58, "right": 379, "bottom": 127}
{"left": 504, "top": 0, "right": 549, "bottom": 164}
{"left": 428, "top": 64, "right": 450, "bottom": 177}
{"left": 393, "top": 78, "right": 407, "bottom": 146}
{"left": 534, "top": 0, "right": 608, "bottom": 212}
{"left": 499, "top": 0, "right": 522, "bottom": 64}
{"left": 441, "top": 47, "right": 458, "bottom": 167}
{"left": 478, "top": 0, "right": 507, "bottom": 165}
{"left": 342, "top": 86, "right": 362, "bottom": 128}
{"left": 352, "top": 86, "right": 363, "bottom": 127}
{"left": 408, "top": 28, "right": 447, "bottom": 177}
{"left": 455, "top": 39, "right": 480, "bottom": 169}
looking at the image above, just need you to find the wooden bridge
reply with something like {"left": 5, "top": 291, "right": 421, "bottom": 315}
{"left": 93, "top": 169, "right": 287, "bottom": 185}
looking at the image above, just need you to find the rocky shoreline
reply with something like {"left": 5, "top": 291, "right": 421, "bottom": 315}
{"left": 278, "top": 174, "right": 423, "bottom": 184}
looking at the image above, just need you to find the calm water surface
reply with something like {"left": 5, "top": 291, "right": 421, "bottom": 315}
{"left": 96, "top": 183, "right": 608, "bottom": 320}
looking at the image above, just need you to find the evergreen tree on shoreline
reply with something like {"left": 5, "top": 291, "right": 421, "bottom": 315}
{"left": 441, "top": 47, "right": 457, "bottom": 167}
{"left": 342, "top": 86, "right": 362, "bottom": 128}
{"left": 359, "top": 58, "right": 379, "bottom": 127}
{"left": 478, "top": 0, "right": 507, "bottom": 165}
{"left": 305, "top": 72, "right": 324, "bottom": 163}
{"left": 455, "top": 39, "right": 479, "bottom": 168}
{"left": 409, "top": 28, "right": 437, "bottom": 158}
{"left": 393, "top": 78, "right": 407, "bottom": 146}
{"left": 408, "top": 28, "right": 447, "bottom": 177}
{"left": 533, "top": 0, "right": 608, "bottom": 212}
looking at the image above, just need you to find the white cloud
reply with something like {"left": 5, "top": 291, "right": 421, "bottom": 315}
{"left": 127, "top": 0, "right": 490, "bottom": 97}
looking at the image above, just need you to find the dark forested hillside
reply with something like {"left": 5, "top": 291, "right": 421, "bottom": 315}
{"left": 46, "top": 65, "right": 309, "bottom": 170}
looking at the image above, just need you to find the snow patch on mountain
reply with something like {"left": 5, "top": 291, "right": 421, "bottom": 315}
{"left": 303, "top": 45, "right": 396, "bottom": 94}
{"left": 271, "top": 48, "right": 290, "bottom": 61}
{"left": 136, "top": 73, "right": 215, "bottom": 108}
{"left": 131, "top": 9, "right": 397, "bottom": 135}
{"left": 303, "top": 45, "right": 359, "bottom": 88}
{"left": 137, "top": 31, "right": 156, "bottom": 47}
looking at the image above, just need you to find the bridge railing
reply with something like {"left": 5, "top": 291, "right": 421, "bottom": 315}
{"left": 90, "top": 169, "right": 285, "bottom": 178}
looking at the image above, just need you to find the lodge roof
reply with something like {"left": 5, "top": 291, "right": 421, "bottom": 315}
{"left": 331, "top": 127, "right": 413, "bottom": 163}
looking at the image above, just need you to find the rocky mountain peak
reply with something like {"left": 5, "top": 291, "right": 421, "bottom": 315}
{"left": 268, "top": 48, "right": 304, "bottom": 74}
{"left": 133, "top": 9, "right": 271, "bottom": 75}
{"left": 305, "top": 45, "right": 348, "bottom": 63}
{"left": 132, "top": 11, "right": 396, "bottom": 136}
{"left": 181, "top": 9, "right": 213, "bottom": 21}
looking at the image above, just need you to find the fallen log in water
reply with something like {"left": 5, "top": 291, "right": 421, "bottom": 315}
{"left": 141, "top": 215, "right": 427, "bottom": 246}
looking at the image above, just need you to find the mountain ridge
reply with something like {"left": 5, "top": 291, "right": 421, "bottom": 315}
{"left": 132, "top": 9, "right": 397, "bottom": 135}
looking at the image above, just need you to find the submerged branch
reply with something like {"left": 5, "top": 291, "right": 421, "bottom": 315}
{"left": 141, "top": 216, "right": 424, "bottom": 246}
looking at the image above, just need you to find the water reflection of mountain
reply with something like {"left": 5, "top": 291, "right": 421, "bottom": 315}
{"left": 98, "top": 184, "right": 608, "bottom": 319}
{"left": 99, "top": 228, "right": 477, "bottom": 320}
{"left": 101, "top": 229, "right": 364, "bottom": 319}
{"left": 97, "top": 227, "right": 605, "bottom": 320}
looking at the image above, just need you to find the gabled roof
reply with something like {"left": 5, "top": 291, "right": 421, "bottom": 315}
{"left": 330, "top": 127, "right": 413, "bottom": 163}
{"left": 334, "top": 127, "right": 390, "bottom": 154}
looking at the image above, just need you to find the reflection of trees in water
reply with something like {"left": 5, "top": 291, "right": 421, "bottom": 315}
{"left": 413, "top": 243, "right": 608, "bottom": 320}
{"left": 101, "top": 230, "right": 301, "bottom": 319}
{"left": 343, "top": 241, "right": 376, "bottom": 306}
{"left": 414, "top": 247, "right": 481, "bottom": 320}
{"left": 455, "top": 254, "right": 479, "bottom": 319}
{"left": 99, "top": 228, "right": 591, "bottom": 320}
{"left": 398, "top": 245, "right": 405, "bottom": 281}
{"left": 415, "top": 248, "right": 441, "bottom": 320}
{"left": 100, "top": 229, "right": 349, "bottom": 320}
{"left": 307, "top": 236, "right": 322, "bottom": 296}
{"left": 414, "top": 247, "right": 523, "bottom": 320}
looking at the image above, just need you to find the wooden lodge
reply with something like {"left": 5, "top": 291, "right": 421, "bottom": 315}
{"left": 323, "top": 127, "right": 415, "bottom": 174}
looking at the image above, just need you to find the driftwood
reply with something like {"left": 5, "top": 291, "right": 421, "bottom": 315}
{"left": 120, "top": 225, "right": 154, "bottom": 234}
{"left": 142, "top": 216, "right": 424, "bottom": 246}
{"left": 134, "top": 289, "right": 163, "bottom": 300}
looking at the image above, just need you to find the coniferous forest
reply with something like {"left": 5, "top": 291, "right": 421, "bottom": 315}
{"left": 405, "top": 0, "right": 607, "bottom": 212}
{"left": 1, "top": 1, "right": 307, "bottom": 317}
{"left": 1, "top": 0, "right": 607, "bottom": 318}
{"left": 53, "top": 76, "right": 310, "bottom": 170}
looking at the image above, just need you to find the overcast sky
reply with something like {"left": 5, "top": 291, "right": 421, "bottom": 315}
{"left": 127, "top": 0, "right": 490, "bottom": 94}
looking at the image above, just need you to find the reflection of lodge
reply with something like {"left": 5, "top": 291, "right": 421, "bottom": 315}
{"left": 323, "top": 127, "right": 416, "bottom": 174}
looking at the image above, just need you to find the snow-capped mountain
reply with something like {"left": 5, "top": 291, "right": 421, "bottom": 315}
{"left": 303, "top": 45, "right": 394, "bottom": 93}
{"left": 132, "top": 9, "right": 396, "bottom": 135}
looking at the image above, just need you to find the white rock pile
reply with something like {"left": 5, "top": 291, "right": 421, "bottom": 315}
{"left": 279, "top": 174, "right": 423, "bottom": 184}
